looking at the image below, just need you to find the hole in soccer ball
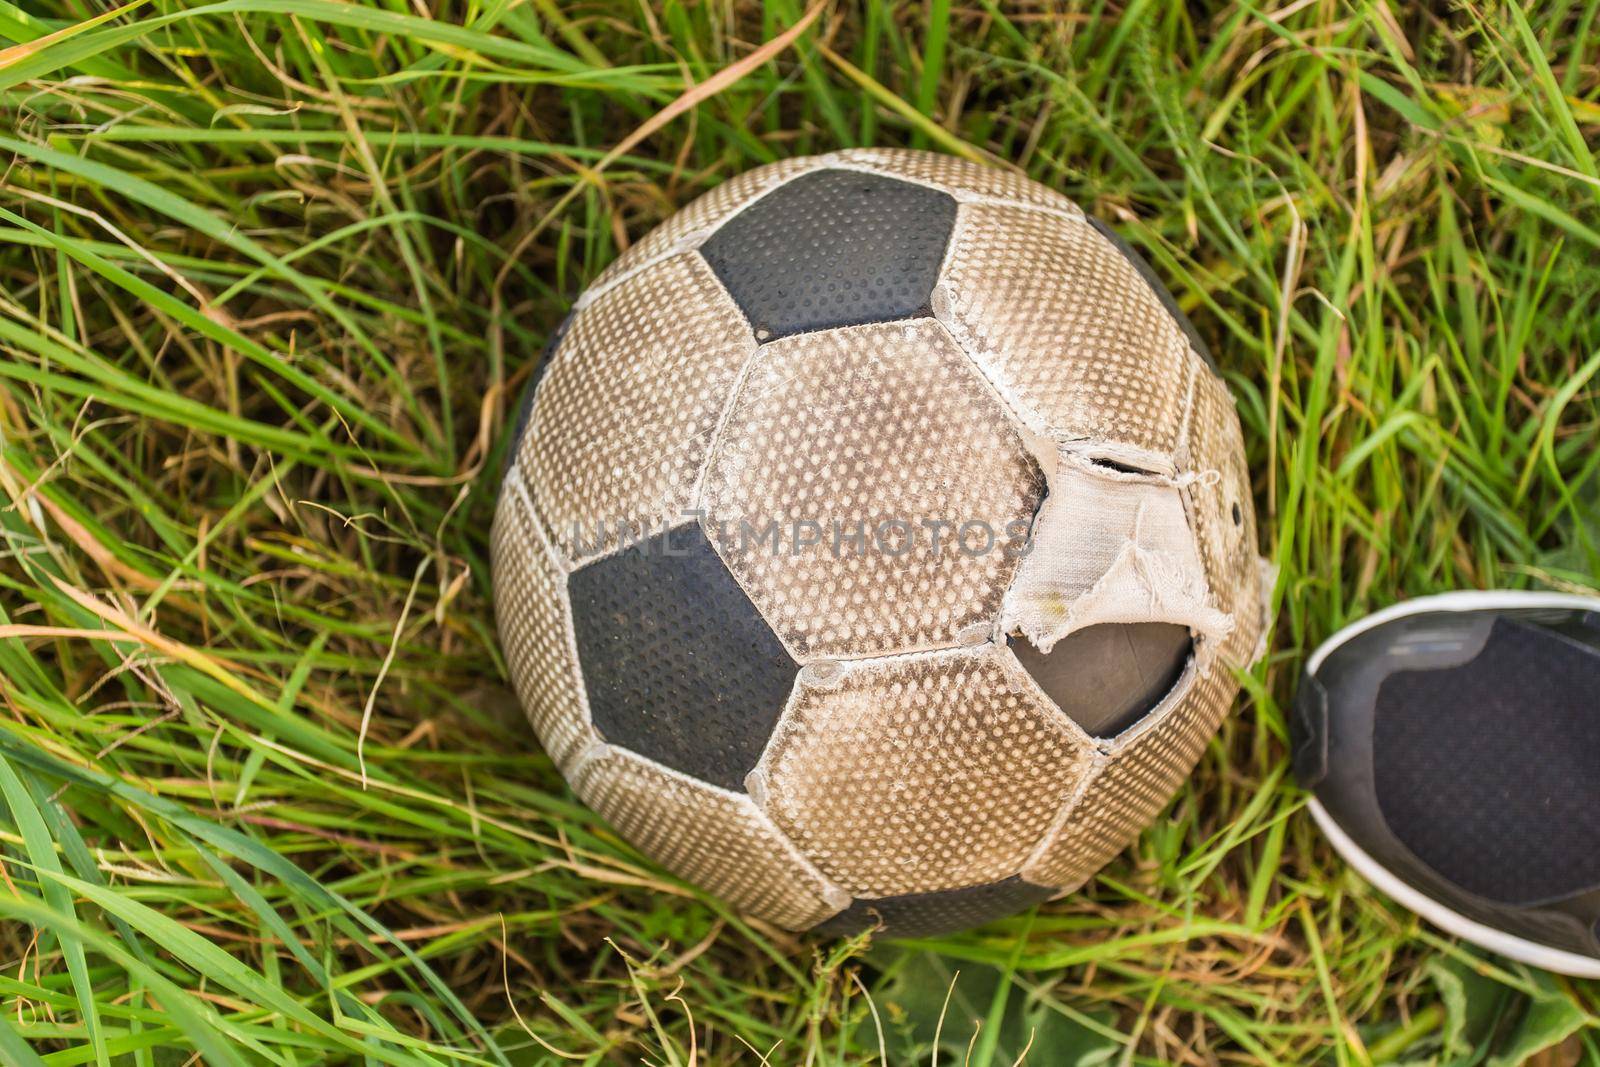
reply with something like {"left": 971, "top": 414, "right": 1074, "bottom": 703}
{"left": 1088, "top": 456, "right": 1160, "bottom": 477}
{"left": 1009, "top": 623, "right": 1192, "bottom": 738}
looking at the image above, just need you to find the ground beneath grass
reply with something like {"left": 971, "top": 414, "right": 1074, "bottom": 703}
{"left": 2, "top": 0, "right": 1599, "bottom": 1063}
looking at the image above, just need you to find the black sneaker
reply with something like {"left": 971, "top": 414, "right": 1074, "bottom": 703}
{"left": 1292, "top": 591, "right": 1600, "bottom": 976}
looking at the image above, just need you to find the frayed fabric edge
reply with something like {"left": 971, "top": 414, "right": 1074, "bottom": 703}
{"left": 1000, "top": 442, "right": 1233, "bottom": 660}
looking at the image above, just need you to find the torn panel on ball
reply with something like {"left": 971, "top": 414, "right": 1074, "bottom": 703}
{"left": 997, "top": 435, "right": 1234, "bottom": 743}
{"left": 1003, "top": 445, "right": 1229, "bottom": 645}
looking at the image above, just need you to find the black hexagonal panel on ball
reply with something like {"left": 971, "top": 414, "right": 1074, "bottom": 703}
{"left": 567, "top": 523, "right": 798, "bottom": 792}
{"left": 814, "top": 876, "right": 1057, "bottom": 938}
{"left": 699, "top": 168, "right": 957, "bottom": 341}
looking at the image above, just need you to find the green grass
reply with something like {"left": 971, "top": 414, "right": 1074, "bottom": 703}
{"left": 1, "top": 0, "right": 1599, "bottom": 1062}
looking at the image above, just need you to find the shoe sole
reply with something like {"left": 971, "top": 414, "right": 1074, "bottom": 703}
{"left": 1305, "top": 589, "right": 1600, "bottom": 978}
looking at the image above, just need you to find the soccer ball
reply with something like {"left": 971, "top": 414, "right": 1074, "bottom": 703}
{"left": 493, "top": 149, "right": 1264, "bottom": 937}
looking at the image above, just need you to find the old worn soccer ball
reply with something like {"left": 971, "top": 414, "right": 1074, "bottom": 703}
{"left": 492, "top": 149, "right": 1263, "bottom": 937}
